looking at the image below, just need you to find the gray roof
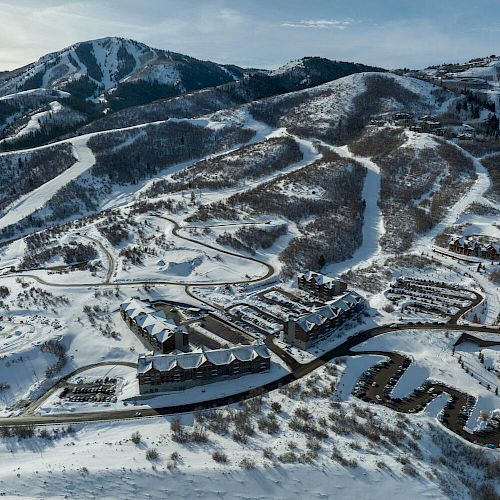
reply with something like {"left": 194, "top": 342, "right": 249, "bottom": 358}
{"left": 298, "top": 271, "right": 344, "bottom": 289}
{"left": 295, "top": 291, "right": 363, "bottom": 332}
{"left": 121, "top": 298, "right": 185, "bottom": 344}
{"left": 120, "top": 298, "right": 155, "bottom": 319}
{"left": 137, "top": 344, "right": 271, "bottom": 374}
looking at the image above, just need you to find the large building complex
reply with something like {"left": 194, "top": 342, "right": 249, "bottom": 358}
{"left": 120, "top": 298, "right": 189, "bottom": 354}
{"left": 297, "top": 271, "right": 347, "bottom": 300}
{"left": 448, "top": 237, "right": 500, "bottom": 260}
{"left": 283, "top": 291, "right": 364, "bottom": 349}
{"left": 137, "top": 344, "right": 271, "bottom": 393}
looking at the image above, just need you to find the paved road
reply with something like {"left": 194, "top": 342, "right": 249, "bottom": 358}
{"left": 153, "top": 214, "right": 275, "bottom": 283}
{"left": 83, "top": 234, "right": 115, "bottom": 284}
{"left": 23, "top": 361, "right": 137, "bottom": 416}
{"left": 0, "top": 215, "right": 275, "bottom": 291}
{"left": 0, "top": 322, "right": 497, "bottom": 439}
{"left": 352, "top": 350, "right": 499, "bottom": 446}
{"left": 0, "top": 213, "right": 498, "bottom": 446}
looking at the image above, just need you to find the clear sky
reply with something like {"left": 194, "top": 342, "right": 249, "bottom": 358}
{"left": 1, "top": 0, "right": 499, "bottom": 71}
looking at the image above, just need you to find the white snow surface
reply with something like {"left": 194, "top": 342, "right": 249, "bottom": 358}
{"left": 0, "top": 136, "right": 95, "bottom": 230}
{"left": 325, "top": 145, "right": 384, "bottom": 276}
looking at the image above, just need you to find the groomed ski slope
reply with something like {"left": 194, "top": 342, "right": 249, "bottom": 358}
{"left": 324, "top": 145, "right": 385, "bottom": 276}
{"left": 414, "top": 146, "right": 500, "bottom": 325}
{"left": 0, "top": 136, "right": 95, "bottom": 230}
{"left": 0, "top": 106, "right": 279, "bottom": 231}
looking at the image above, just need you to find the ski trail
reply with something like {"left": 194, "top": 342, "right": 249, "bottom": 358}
{"left": 413, "top": 144, "right": 499, "bottom": 325}
{"left": 0, "top": 137, "right": 95, "bottom": 230}
{"left": 324, "top": 145, "right": 385, "bottom": 276}
{"left": 416, "top": 147, "right": 492, "bottom": 251}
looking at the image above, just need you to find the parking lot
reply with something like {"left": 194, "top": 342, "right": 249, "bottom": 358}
{"left": 59, "top": 377, "right": 118, "bottom": 404}
{"left": 386, "top": 277, "right": 475, "bottom": 320}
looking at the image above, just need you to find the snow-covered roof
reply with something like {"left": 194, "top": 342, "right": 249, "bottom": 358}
{"left": 294, "top": 291, "right": 363, "bottom": 332}
{"left": 450, "top": 237, "right": 499, "bottom": 253}
{"left": 487, "top": 242, "right": 500, "bottom": 253}
{"left": 120, "top": 298, "right": 156, "bottom": 319}
{"left": 121, "top": 298, "right": 186, "bottom": 344}
{"left": 137, "top": 344, "right": 271, "bottom": 374}
{"left": 298, "top": 271, "right": 344, "bottom": 289}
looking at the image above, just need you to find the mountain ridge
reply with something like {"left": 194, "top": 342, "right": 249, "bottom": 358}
{"left": 0, "top": 37, "right": 386, "bottom": 150}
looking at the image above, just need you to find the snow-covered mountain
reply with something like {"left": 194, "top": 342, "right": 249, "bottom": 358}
{"left": 407, "top": 55, "right": 500, "bottom": 108}
{"left": 270, "top": 56, "right": 385, "bottom": 91}
{"left": 0, "top": 37, "right": 499, "bottom": 500}
{"left": 0, "top": 39, "right": 386, "bottom": 149}
{"left": 0, "top": 37, "right": 245, "bottom": 101}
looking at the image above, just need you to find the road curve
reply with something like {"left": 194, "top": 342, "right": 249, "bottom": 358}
{"left": 0, "top": 214, "right": 498, "bottom": 446}
{"left": 23, "top": 360, "right": 137, "bottom": 416}
{"left": 1, "top": 323, "right": 498, "bottom": 447}
{"left": 0, "top": 214, "right": 275, "bottom": 291}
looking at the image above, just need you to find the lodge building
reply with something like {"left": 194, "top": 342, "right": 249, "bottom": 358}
{"left": 137, "top": 344, "right": 271, "bottom": 393}
{"left": 297, "top": 271, "right": 348, "bottom": 300}
{"left": 448, "top": 237, "right": 500, "bottom": 260}
{"left": 283, "top": 291, "right": 364, "bottom": 349}
{"left": 120, "top": 298, "right": 189, "bottom": 354}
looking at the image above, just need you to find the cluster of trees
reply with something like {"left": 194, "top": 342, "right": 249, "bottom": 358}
{"left": 216, "top": 224, "right": 287, "bottom": 255}
{"left": 144, "top": 136, "right": 302, "bottom": 197}
{"left": 357, "top": 128, "right": 477, "bottom": 252}
{"left": 82, "top": 86, "right": 237, "bottom": 135}
{"left": 44, "top": 175, "right": 108, "bottom": 222}
{"left": 191, "top": 149, "right": 366, "bottom": 275}
{"left": 89, "top": 120, "right": 255, "bottom": 185}
{"left": 20, "top": 242, "right": 98, "bottom": 269}
{"left": 97, "top": 221, "right": 130, "bottom": 246}
{"left": 14, "top": 286, "right": 69, "bottom": 313}
{"left": 0, "top": 96, "right": 102, "bottom": 151}
{"left": 250, "top": 74, "right": 424, "bottom": 145}
{"left": 40, "top": 339, "right": 67, "bottom": 378}
{"left": 335, "top": 75, "right": 423, "bottom": 144}
{"left": 0, "top": 144, "right": 76, "bottom": 215}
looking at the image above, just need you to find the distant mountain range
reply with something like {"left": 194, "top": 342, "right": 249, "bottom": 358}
{"left": 0, "top": 37, "right": 384, "bottom": 149}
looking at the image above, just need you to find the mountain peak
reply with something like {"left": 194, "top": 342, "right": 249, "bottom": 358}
{"left": 0, "top": 38, "right": 245, "bottom": 102}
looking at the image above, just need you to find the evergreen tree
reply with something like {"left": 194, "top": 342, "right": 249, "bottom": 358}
{"left": 318, "top": 254, "right": 326, "bottom": 268}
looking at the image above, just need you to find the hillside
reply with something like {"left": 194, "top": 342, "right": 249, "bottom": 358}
{"left": 0, "top": 71, "right": 461, "bottom": 269}
{"left": 408, "top": 55, "right": 500, "bottom": 111}
{"left": 0, "top": 39, "right": 499, "bottom": 500}
{"left": 0, "top": 43, "right": 385, "bottom": 148}
{"left": 0, "top": 37, "right": 245, "bottom": 102}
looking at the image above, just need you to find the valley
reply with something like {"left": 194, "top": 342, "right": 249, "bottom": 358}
{"left": 0, "top": 37, "right": 498, "bottom": 499}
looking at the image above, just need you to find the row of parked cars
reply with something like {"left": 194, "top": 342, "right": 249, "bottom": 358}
{"left": 68, "top": 394, "right": 117, "bottom": 403}
{"left": 58, "top": 377, "right": 119, "bottom": 404}
{"left": 72, "top": 384, "right": 116, "bottom": 395}
{"left": 352, "top": 359, "right": 395, "bottom": 402}
{"left": 456, "top": 394, "right": 476, "bottom": 427}
{"left": 393, "top": 382, "right": 441, "bottom": 412}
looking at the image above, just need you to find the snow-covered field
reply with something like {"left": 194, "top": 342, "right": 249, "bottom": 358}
{"left": 0, "top": 65, "right": 498, "bottom": 499}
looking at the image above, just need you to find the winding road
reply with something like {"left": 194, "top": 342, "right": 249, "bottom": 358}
{"left": 0, "top": 321, "right": 497, "bottom": 448}
{"left": 1, "top": 215, "right": 274, "bottom": 291}
{"left": 0, "top": 168, "right": 498, "bottom": 447}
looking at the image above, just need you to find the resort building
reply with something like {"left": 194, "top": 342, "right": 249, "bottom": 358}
{"left": 448, "top": 237, "right": 500, "bottom": 260}
{"left": 283, "top": 291, "right": 364, "bottom": 349}
{"left": 137, "top": 344, "right": 271, "bottom": 393}
{"left": 297, "top": 271, "right": 347, "bottom": 300}
{"left": 120, "top": 298, "right": 189, "bottom": 354}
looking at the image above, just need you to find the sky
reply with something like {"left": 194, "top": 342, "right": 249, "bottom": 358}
{"left": 1, "top": 0, "right": 499, "bottom": 71}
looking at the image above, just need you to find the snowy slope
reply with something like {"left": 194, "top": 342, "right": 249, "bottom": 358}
{"left": 0, "top": 37, "right": 245, "bottom": 100}
{"left": 0, "top": 136, "right": 93, "bottom": 230}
